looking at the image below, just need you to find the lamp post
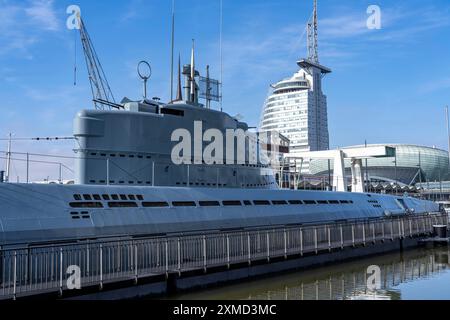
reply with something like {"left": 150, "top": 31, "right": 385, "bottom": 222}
{"left": 327, "top": 159, "right": 331, "bottom": 191}
{"left": 392, "top": 155, "right": 398, "bottom": 195}
{"left": 364, "top": 140, "right": 368, "bottom": 193}
{"left": 418, "top": 151, "right": 422, "bottom": 184}
{"left": 394, "top": 154, "right": 398, "bottom": 184}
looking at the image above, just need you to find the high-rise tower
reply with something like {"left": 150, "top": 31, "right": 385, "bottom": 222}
{"left": 259, "top": 0, "right": 331, "bottom": 173}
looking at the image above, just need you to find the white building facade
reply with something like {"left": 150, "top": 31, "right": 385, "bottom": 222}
{"left": 259, "top": 60, "right": 331, "bottom": 173}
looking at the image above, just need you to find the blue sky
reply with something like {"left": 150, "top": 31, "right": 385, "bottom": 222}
{"left": 1, "top": 0, "right": 450, "bottom": 180}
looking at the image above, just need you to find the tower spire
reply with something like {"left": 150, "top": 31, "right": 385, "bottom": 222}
{"left": 313, "top": 0, "right": 318, "bottom": 62}
{"left": 307, "top": 0, "right": 319, "bottom": 63}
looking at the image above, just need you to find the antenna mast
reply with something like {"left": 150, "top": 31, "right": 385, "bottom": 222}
{"left": 77, "top": 15, "right": 119, "bottom": 110}
{"left": 170, "top": 0, "right": 175, "bottom": 102}
{"left": 219, "top": 0, "right": 223, "bottom": 111}
{"left": 446, "top": 106, "right": 450, "bottom": 162}
{"left": 175, "top": 53, "right": 183, "bottom": 101}
{"left": 190, "top": 40, "right": 196, "bottom": 103}
{"left": 5, "top": 133, "right": 12, "bottom": 183}
{"left": 206, "top": 65, "right": 211, "bottom": 109}
{"left": 307, "top": 0, "right": 319, "bottom": 63}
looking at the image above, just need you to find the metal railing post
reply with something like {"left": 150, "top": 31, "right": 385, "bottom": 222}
{"left": 202, "top": 235, "right": 207, "bottom": 272}
{"left": 300, "top": 228, "right": 303, "bottom": 256}
{"left": 13, "top": 251, "right": 17, "bottom": 300}
{"left": 401, "top": 219, "right": 405, "bottom": 239}
{"left": 422, "top": 216, "right": 426, "bottom": 234}
{"left": 99, "top": 244, "right": 103, "bottom": 290}
{"left": 247, "top": 232, "right": 251, "bottom": 265}
{"left": 226, "top": 234, "right": 230, "bottom": 268}
{"left": 391, "top": 220, "right": 394, "bottom": 241}
{"left": 266, "top": 231, "right": 270, "bottom": 262}
{"left": 177, "top": 238, "right": 181, "bottom": 273}
{"left": 156, "top": 241, "right": 160, "bottom": 268}
{"left": 340, "top": 225, "right": 344, "bottom": 249}
{"left": 284, "top": 229, "right": 288, "bottom": 258}
{"left": 314, "top": 228, "right": 318, "bottom": 254}
{"left": 351, "top": 225, "right": 355, "bottom": 247}
{"left": 372, "top": 223, "right": 376, "bottom": 243}
{"left": 59, "top": 248, "right": 63, "bottom": 295}
{"left": 134, "top": 243, "right": 138, "bottom": 284}
{"left": 86, "top": 243, "right": 90, "bottom": 277}
{"left": 165, "top": 240, "right": 169, "bottom": 276}
{"left": 50, "top": 247, "right": 54, "bottom": 283}
{"left": 327, "top": 226, "right": 331, "bottom": 252}
{"left": 362, "top": 223, "right": 366, "bottom": 246}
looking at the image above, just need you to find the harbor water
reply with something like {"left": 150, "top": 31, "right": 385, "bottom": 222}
{"left": 171, "top": 247, "right": 450, "bottom": 300}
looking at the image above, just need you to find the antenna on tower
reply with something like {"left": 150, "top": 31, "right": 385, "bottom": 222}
{"left": 307, "top": 0, "right": 319, "bottom": 63}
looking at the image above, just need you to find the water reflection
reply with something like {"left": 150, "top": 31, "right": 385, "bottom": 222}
{"left": 173, "top": 248, "right": 450, "bottom": 300}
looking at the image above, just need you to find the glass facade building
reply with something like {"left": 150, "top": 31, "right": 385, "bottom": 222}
{"left": 309, "top": 144, "right": 450, "bottom": 185}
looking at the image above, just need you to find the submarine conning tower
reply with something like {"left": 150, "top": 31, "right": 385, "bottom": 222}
{"left": 73, "top": 101, "right": 276, "bottom": 189}
{"left": 73, "top": 57, "right": 277, "bottom": 189}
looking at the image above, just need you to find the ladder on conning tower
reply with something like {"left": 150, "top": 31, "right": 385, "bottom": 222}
{"left": 77, "top": 16, "right": 122, "bottom": 110}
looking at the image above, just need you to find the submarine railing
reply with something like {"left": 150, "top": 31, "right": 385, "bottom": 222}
{"left": 0, "top": 212, "right": 447, "bottom": 300}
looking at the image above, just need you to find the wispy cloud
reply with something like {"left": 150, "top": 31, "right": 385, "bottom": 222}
{"left": 320, "top": 14, "right": 369, "bottom": 39}
{"left": 291, "top": 4, "right": 450, "bottom": 70}
{"left": 24, "top": 84, "right": 88, "bottom": 107}
{"left": 0, "top": 0, "right": 60, "bottom": 57}
{"left": 367, "top": 6, "right": 450, "bottom": 42}
{"left": 419, "top": 77, "right": 450, "bottom": 94}
{"left": 319, "top": 5, "right": 450, "bottom": 41}
{"left": 119, "top": 0, "right": 148, "bottom": 23}
{"left": 0, "top": 67, "right": 19, "bottom": 83}
{"left": 218, "top": 3, "right": 450, "bottom": 83}
{"left": 25, "top": 0, "right": 59, "bottom": 31}
{"left": 220, "top": 24, "right": 305, "bottom": 83}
